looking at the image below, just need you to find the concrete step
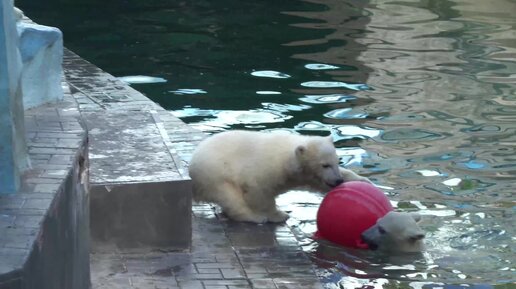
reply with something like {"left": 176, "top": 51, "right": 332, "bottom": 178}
{"left": 63, "top": 49, "right": 205, "bottom": 251}
{"left": 84, "top": 110, "right": 191, "bottom": 251}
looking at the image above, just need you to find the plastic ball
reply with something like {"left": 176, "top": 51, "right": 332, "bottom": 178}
{"left": 314, "top": 181, "right": 393, "bottom": 249}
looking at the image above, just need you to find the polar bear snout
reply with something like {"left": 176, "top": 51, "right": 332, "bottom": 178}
{"left": 327, "top": 178, "right": 344, "bottom": 188}
{"left": 318, "top": 163, "right": 344, "bottom": 189}
{"left": 361, "top": 229, "right": 379, "bottom": 250}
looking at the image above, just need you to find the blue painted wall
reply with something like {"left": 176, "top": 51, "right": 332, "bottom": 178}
{"left": 0, "top": 0, "right": 29, "bottom": 194}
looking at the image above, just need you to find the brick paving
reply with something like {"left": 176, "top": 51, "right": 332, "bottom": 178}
{"left": 91, "top": 204, "right": 323, "bottom": 289}
{"left": 0, "top": 86, "right": 88, "bottom": 284}
{"left": 0, "top": 81, "right": 86, "bottom": 288}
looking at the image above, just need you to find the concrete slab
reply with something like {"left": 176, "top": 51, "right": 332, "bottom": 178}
{"left": 84, "top": 110, "right": 185, "bottom": 184}
{"left": 62, "top": 48, "right": 201, "bottom": 251}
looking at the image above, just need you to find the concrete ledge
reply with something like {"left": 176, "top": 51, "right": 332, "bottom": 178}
{"left": 23, "top": 144, "right": 90, "bottom": 289}
{"left": 83, "top": 109, "right": 193, "bottom": 250}
{"left": 91, "top": 181, "right": 191, "bottom": 251}
{"left": 84, "top": 110, "right": 186, "bottom": 184}
{"left": 62, "top": 48, "right": 203, "bottom": 251}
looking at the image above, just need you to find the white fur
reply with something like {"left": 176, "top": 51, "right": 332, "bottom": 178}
{"left": 189, "top": 130, "right": 368, "bottom": 223}
{"left": 361, "top": 211, "right": 425, "bottom": 252}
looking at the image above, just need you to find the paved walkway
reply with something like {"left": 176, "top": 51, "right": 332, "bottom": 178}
{"left": 0, "top": 89, "right": 87, "bottom": 286}
{"left": 91, "top": 205, "right": 323, "bottom": 289}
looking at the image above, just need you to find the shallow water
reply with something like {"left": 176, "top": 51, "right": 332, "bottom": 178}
{"left": 20, "top": 0, "right": 516, "bottom": 287}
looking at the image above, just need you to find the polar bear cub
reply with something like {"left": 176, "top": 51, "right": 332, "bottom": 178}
{"left": 189, "top": 130, "right": 369, "bottom": 223}
{"left": 361, "top": 211, "right": 425, "bottom": 252}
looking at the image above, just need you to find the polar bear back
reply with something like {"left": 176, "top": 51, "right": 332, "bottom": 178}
{"left": 189, "top": 130, "right": 323, "bottom": 201}
{"left": 193, "top": 130, "right": 302, "bottom": 162}
{"left": 190, "top": 130, "right": 303, "bottom": 180}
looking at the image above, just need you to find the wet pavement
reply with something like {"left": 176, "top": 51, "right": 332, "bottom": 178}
{"left": 91, "top": 204, "right": 324, "bottom": 289}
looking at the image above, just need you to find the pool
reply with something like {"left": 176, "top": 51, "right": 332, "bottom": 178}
{"left": 19, "top": 0, "right": 515, "bottom": 288}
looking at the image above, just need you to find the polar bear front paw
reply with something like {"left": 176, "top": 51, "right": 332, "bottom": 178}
{"left": 267, "top": 210, "right": 290, "bottom": 223}
{"left": 340, "top": 168, "right": 372, "bottom": 184}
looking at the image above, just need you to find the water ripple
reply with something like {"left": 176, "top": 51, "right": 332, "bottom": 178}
{"left": 262, "top": 102, "right": 311, "bottom": 113}
{"left": 381, "top": 128, "right": 448, "bottom": 141}
{"left": 173, "top": 108, "right": 291, "bottom": 131}
{"left": 295, "top": 121, "right": 330, "bottom": 132}
{"left": 250, "top": 70, "right": 291, "bottom": 79}
{"left": 324, "top": 108, "right": 368, "bottom": 119}
{"left": 301, "top": 81, "right": 370, "bottom": 90}
{"left": 304, "top": 63, "right": 340, "bottom": 70}
{"left": 256, "top": 91, "right": 282, "bottom": 95}
{"left": 299, "top": 94, "right": 356, "bottom": 104}
{"left": 333, "top": 125, "right": 382, "bottom": 140}
{"left": 117, "top": 75, "right": 167, "bottom": 84}
{"left": 169, "top": 88, "right": 207, "bottom": 95}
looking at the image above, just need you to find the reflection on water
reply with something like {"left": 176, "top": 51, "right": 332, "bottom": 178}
{"left": 251, "top": 70, "right": 292, "bottom": 79}
{"left": 173, "top": 108, "right": 294, "bottom": 132}
{"left": 256, "top": 90, "right": 282, "bottom": 95}
{"left": 299, "top": 94, "right": 356, "bottom": 104}
{"left": 117, "top": 75, "right": 167, "bottom": 84}
{"left": 305, "top": 63, "right": 340, "bottom": 70}
{"left": 169, "top": 88, "right": 207, "bottom": 95}
{"left": 324, "top": 108, "right": 368, "bottom": 120}
{"left": 20, "top": 0, "right": 516, "bottom": 287}
{"left": 300, "top": 81, "right": 370, "bottom": 90}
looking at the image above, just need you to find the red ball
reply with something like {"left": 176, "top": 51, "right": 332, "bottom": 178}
{"left": 314, "top": 181, "right": 393, "bottom": 249}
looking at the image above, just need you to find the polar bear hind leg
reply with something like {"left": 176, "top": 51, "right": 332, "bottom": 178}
{"left": 214, "top": 182, "right": 269, "bottom": 223}
{"left": 241, "top": 189, "right": 289, "bottom": 223}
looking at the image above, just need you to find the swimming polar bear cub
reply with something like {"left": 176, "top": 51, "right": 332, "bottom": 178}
{"left": 189, "top": 130, "right": 369, "bottom": 223}
{"left": 361, "top": 211, "right": 425, "bottom": 252}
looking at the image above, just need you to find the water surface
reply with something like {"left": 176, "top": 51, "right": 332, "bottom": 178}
{"left": 19, "top": 0, "right": 516, "bottom": 288}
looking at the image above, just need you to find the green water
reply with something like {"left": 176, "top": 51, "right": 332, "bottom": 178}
{"left": 19, "top": 0, "right": 515, "bottom": 288}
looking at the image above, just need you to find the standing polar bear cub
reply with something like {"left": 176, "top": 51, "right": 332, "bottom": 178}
{"left": 189, "top": 130, "right": 369, "bottom": 223}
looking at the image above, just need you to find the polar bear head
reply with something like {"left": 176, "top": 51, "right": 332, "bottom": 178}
{"left": 361, "top": 211, "right": 425, "bottom": 253}
{"left": 295, "top": 136, "right": 344, "bottom": 190}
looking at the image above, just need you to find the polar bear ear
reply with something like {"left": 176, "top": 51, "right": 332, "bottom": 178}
{"left": 411, "top": 212, "right": 422, "bottom": 223}
{"left": 295, "top": 145, "right": 306, "bottom": 157}
{"left": 326, "top": 135, "right": 334, "bottom": 142}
